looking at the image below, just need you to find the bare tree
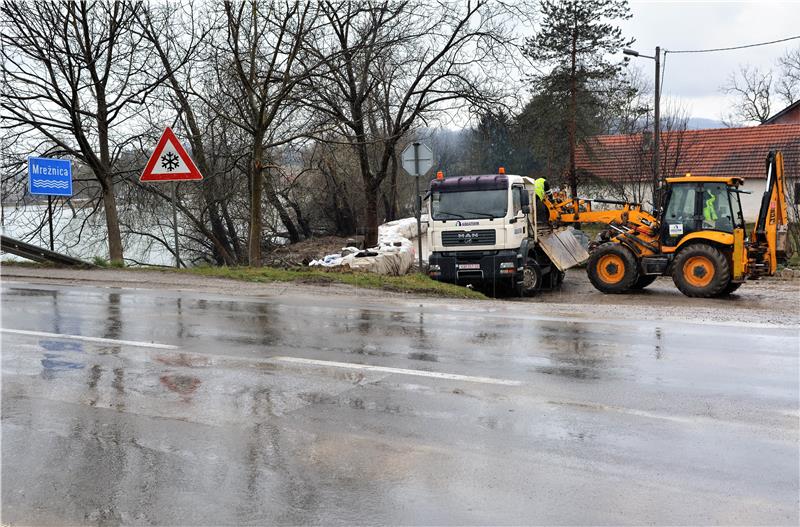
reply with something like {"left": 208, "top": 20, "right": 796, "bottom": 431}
{"left": 721, "top": 49, "right": 800, "bottom": 126}
{"left": 585, "top": 96, "right": 694, "bottom": 209}
{"left": 658, "top": 105, "right": 695, "bottom": 180}
{"left": 721, "top": 65, "right": 773, "bottom": 125}
{"left": 777, "top": 47, "right": 800, "bottom": 106}
{"left": 208, "top": 1, "right": 316, "bottom": 265}
{"left": 134, "top": 2, "right": 248, "bottom": 265}
{"left": 301, "top": 1, "right": 515, "bottom": 247}
{"left": 1, "top": 1, "right": 159, "bottom": 264}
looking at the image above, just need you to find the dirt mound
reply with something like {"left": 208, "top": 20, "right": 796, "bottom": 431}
{"left": 264, "top": 236, "right": 363, "bottom": 268}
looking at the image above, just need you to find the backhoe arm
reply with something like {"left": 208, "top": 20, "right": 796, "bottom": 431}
{"left": 751, "top": 150, "right": 790, "bottom": 275}
{"left": 546, "top": 196, "right": 659, "bottom": 231}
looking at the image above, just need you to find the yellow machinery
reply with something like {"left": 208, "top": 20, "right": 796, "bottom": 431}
{"left": 542, "top": 151, "right": 791, "bottom": 297}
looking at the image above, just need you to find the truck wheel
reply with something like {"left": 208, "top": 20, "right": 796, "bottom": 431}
{"left": 631, "top": 274, "right": 657, "bottom": 289}
{"left": 587, "top": 243, "right": 639, "bottom": 294}
{"left": 672, "top": 244, "right": 730, "bottom": 298}
{"left": 517, "top": 263, "right": 542, "bottom": 297}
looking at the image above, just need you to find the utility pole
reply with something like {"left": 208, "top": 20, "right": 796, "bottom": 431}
{"left": 624, "top": 46, "right": 662, "bottom": 210}
{"left": 653, "top": 46, "right": 661, "bottom": 211}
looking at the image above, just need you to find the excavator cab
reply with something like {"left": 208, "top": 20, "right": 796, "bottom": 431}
{"left": 659, "top": 178, "right": 746, "bottom": 247}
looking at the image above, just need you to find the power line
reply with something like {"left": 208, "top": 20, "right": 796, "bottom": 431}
{"left": 668, "top": 35, "right": 800, "bottom": 54}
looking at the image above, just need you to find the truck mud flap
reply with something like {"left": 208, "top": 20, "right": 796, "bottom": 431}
{"left": 538, "top": 229, "right": 589, "bottom": 271}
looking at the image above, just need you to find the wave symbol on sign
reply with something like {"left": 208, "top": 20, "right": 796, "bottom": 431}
{"left": 32, "top": 180, "right": 69, "bottom": 188}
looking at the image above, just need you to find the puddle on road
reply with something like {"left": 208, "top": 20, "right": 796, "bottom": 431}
{"left": 160, "top": 374, "right": 202, "bottom": 402}
{"left": 155, "top": 353, "right": 211, "bottom": 368}
{"left": 348, "top": 344, "right": 391, "bottom": 357}
{"left": 407, "top": 352, "right": 438, "bottom": 362}
{"left": 4, "top": 286, "right": 60, "bottom": 298}
{"left": 535, "top": 366, "right": 601, "bottom": 380}
{"left": 298, "top": 391, "right": 406, "bottom": 415}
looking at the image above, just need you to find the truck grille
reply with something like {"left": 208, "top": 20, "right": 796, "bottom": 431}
{"left": 441, "top": 229, "right": 496, "bottom": 246}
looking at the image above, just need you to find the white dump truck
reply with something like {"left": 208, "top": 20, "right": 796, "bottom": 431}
{"left": 426, "top": 170, "right": 588, "bottom": 296}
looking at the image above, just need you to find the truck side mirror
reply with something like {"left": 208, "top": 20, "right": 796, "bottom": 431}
{"left": 520, "top": 191, "right": 531, "bottom": 214}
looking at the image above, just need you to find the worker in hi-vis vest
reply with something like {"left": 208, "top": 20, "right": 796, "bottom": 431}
{"left": 534, "top": 178, "right": 550, "bottom": 223}
{"left": 534, "top": 178, "right": 547, "bottom": 200}
{"left": 703, "top": 190, "right": 718, "bottom": 226}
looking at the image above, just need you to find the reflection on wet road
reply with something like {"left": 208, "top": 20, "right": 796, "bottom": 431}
{"left": 2, "top": 282, "right": 798, "bottom": 525}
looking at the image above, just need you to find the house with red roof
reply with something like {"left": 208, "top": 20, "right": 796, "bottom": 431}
{"left": 575, "top": 107, "right": 799, "bottom": 221}
{"left": 764, "top": 100, "right": 800, "bottom": 125}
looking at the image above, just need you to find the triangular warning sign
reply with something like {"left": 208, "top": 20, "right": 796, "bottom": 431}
{"left": 140, "top": 127, "right": 203, "bottom": 182}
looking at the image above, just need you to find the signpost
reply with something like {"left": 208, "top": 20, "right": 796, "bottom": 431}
{"left": 400, "top": 142, "right": 434, "bottom": 272}
{"left": 28, "top": 157, "right": 73, "bottom": 251}
{"left": 140, "top": 127, "right": 204, "bottom": 268}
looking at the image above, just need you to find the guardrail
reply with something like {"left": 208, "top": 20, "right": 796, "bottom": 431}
{"left": 0, "top": 234, "right": 95, "bottom": 267}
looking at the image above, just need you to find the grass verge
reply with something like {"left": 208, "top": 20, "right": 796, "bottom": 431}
{"left": 1, "top": 260, "right": 58, "bottom": 268}
{"left": 179, "top": 266, "right": 486, "bottom": 299}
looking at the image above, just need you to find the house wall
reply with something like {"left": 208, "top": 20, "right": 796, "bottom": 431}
{"left": 738, "top": 179, "right": 768, "bottom": 222}
{"left": 765, "top": 105, "right": 800, "bottom": 125}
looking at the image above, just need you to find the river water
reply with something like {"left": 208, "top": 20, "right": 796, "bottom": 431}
{"left": 1, "top": 203, "right": 175, "bottom": 266}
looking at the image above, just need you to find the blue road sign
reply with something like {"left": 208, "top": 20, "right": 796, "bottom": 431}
{"left": 28, "top": 157, "right": 73, "bottom": 197}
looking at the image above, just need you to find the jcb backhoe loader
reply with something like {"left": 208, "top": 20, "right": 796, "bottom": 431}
{"left": 543, "top": 150, "right": 791, "bottom": 297}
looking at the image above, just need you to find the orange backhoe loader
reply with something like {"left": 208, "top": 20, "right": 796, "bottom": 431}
{"left": 542, "top": 150, "right": 791, "bottom": 297}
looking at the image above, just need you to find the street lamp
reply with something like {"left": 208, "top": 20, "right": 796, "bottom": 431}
{"left": 624, "top": 46, "right": 661, "bottom": 211}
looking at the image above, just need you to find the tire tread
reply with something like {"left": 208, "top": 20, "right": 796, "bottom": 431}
{"left": 587, "top": 243, "right": 639, "bottom": 294}
{"left": 672, "top": 244, "right": 730, "bottom": 298}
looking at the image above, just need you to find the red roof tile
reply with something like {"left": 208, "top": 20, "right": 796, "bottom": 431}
{"left": 576, "top": 123, "right": 800, "bottom": 182}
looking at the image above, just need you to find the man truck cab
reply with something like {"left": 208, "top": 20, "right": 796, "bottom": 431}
{"left": 426, "top": 171, "right": 588, "bottom": 296}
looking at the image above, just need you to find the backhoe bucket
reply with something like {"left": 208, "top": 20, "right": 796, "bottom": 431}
{"left": 538, "top": 228, "right": 589, "bottom": 271}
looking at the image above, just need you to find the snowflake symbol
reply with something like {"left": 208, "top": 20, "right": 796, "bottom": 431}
{"left": 161, "top": 151, "right": 180, "bottom": 171}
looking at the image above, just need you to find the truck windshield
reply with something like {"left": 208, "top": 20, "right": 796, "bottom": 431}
{"left": 431, "top": 190, "right": 507, "bottom": 220}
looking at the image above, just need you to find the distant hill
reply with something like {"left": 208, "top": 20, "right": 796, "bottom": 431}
{"left": 686, "top": 118, "right": 726, "bottom": 130}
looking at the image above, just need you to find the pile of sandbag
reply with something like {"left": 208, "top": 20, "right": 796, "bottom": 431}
{"left": 309, "top": 217, "right": 427, "bottom": 275}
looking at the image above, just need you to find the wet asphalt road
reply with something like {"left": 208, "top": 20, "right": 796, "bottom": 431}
{"left": 2, "top": 280, "right": 798, "bottom": 526}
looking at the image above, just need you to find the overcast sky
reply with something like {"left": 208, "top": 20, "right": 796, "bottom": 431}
{"left": 619, "top": 1, "right": 800, "bottom": 122}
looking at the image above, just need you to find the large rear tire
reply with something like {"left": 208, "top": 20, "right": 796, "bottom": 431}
{"left": 587, "top": 243, "right": 639, "bottom": 294}
{"left": 672, "top": 244, "right": 730, "bottom": 298}
{"left": 631, "top": 274, "right": 658, "bottom": 289}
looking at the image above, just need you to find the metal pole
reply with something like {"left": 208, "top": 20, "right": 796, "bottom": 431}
{"left": 47, "top": 195, "right": 54, "bottom": 251}
{"left": 413, "top": 143, "right": 423, "bottom": 272}
{"left": 653, "top": 45, "right": 661, "bottom": 211}
{"left": 172, "top": 182, "right": 180, "bottom": 268}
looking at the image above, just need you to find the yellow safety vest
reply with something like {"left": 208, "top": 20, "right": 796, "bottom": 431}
{"left": 703, "top": 192, "right": 718, "bottom": 222}
{"left": 534, "top": 178, "right": 546, "bottom": 200}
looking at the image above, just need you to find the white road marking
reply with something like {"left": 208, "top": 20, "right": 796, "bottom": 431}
{"left": 0, "top": 328, "right": 179, "bottom": 350}
{"left": 272, "top": 356, "right": 522, "bottom": 386}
